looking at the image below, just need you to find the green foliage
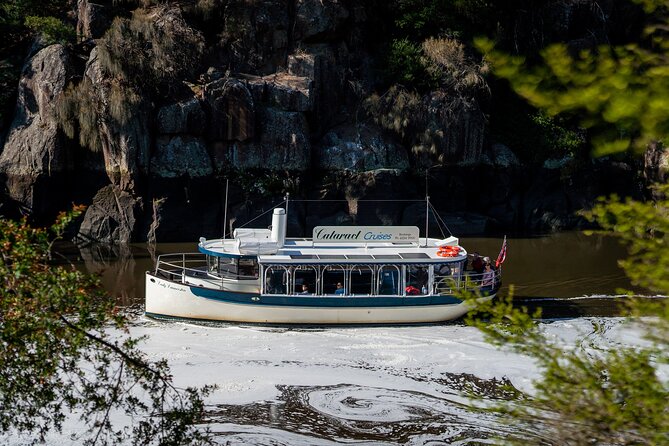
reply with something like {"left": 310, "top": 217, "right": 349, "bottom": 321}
{"left": 465, "top": 3, "right": 669, "bottom": 441}
{"left": 581, "top": 184, "right": 669, "bottom": 294}
{"left": 466, "top": 284, "right": 669, "bottom": 443}
{"left": 387, "top": 38, "right": 429, "bottom": 87}
{"left": 230, "top": 168, "right": 301, "bottom": 199}
{"left": 529, "top": 112, "right": 585, "bottom": 159}
{"left": 24, "top": 16, "right": 74, "bottom": 45}
{"left": 475, "top": 0, "right": 669, "bottom": 156}
{"left": 0, "top": 209, "right": 212, "bottom": 444}
{"left": 392, "top": 0, "right": 490, "bottom": 40}
{"left": 0, "top": 0, "right": 69, "bottom": 26}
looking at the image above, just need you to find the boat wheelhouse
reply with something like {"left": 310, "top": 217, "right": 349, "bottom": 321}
{"left": 145, "top": 205, "right": 502, "bottom": 324}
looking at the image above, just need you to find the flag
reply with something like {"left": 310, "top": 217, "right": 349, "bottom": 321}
{"left": 495, "top": 236, "right": 507, "bottom": 268}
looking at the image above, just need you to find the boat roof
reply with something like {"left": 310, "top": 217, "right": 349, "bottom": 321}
{"left": 199, "top": 237, "right": 467, "bottom": 264}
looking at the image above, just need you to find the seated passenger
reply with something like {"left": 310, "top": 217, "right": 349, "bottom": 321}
{"left": 471, "top": 253, "right": 484, "bottom": 274}
{"left": 480, "top": 262, "right": 495, "bottom": 293}
{"left": 334, "top": 282, "right": 345, "bottom": 295}
{"left": 299, "top": 284, "right": 311, "bottom": 295}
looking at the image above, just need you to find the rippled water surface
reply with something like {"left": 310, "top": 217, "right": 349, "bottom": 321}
{"left": 56, "top": 232, "right": 656, "bottom": 445}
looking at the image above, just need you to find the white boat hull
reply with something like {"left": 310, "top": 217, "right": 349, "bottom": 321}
{"left": 145, "top": 273, "right": 493, "bottom": 324}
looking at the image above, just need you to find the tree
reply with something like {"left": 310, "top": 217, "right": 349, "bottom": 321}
{"left": 475, "top": 0, "right": 669, "bottom": 156}
{"left": 465, "top": 186, "right": 669, "bottom": 444}
{"left": 0, "top": 208, "right": 212, "bottom": 444}
{"left": 463, "top": 0, "right": 669, "bottom": 443}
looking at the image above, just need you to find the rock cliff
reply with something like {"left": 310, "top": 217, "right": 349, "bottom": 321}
{"left": 0, "top": 1, "right": 656, "bottom": 242}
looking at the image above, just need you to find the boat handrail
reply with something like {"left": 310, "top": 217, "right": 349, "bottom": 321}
{"left": 154, "top": 252, "right": 207, "bottom": 280}
{"left": 154, "top": 253, "right": 259, "bottom": 283}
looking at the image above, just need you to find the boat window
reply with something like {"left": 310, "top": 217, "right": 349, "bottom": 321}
{"left": 238, "top": 258, "right": 259, "bottom": 280}
{"left": 207, "top": 256, "right": 219, "bottom": 274}
{"left": 350, "top": 265, "right": 374, "bottom": 295}
{"left": 406, "top": 265, "right": 429, "bottom": 295}
{"left": 219, "top": 257, "right": 238, "bottom": 279}
{"left": 323, "top": 265, "right": 346, "bottom": 295}
{"left": 378, "top": 265, "right": 401, "bottom": 295}
{"left": 292, "top": 265, "right": 318, "bottom": 295}
{"left": 264, "top": 265, "right": 289, "bottom": 294}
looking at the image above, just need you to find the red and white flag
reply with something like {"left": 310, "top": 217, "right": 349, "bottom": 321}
{"left": 495, "top": 236, "right": 507, "bottom": 268}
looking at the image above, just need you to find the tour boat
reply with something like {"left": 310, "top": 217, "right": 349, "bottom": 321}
{"left": 145, "top": 201, "right": 503, "bottom": 324}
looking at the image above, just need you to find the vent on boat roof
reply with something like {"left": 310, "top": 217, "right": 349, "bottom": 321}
{"left": 317, "top": 254, "right": 347, "bottom": 260}
{"left": 373, "top": 254, "right": 402, "bottom": 259}
{"left": 399, "top": 253, "right": 431, "bottom": 259}
{"left": 345, "top": 255, "right": 373, "bottom": 259}
{"left": 289, "top": 254, "right": 319, "bottom": 259}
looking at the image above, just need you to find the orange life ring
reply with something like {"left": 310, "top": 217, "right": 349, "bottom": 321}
{"left": 436, "top": 246, "right": 460, "bottom": 257}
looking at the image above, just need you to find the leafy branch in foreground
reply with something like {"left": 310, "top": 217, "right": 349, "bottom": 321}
{"left": 0, "top": 208, "right": 213, "bottom": 445}
{"left": 475, "top": 0, "right": 669, "bottom": 156}
{"left": 464, "top": 186, "right": 669, "bottom": 445}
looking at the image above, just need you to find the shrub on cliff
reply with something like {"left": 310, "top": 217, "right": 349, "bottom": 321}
{"left": 55, "top": 5, "right": 204, "bottom": 153}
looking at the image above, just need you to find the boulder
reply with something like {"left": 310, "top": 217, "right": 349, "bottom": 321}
{"left": 205, "top": 78, "right": 255, "bottom": 141}
{"left": 0, "top": 44, "right": 72, "bottom": 216}
{"left": 221, "top": 107, "right": 310, "bottom": 170}
{"left": 151, "top": 136, "right": 213, "bottom": 178}
{"left": 317, "top": 123, "right": 409, "bottom": 171}
{"left": 77, "top": 185, "right": 141, "bottom": 244}
{"left": 294, "top": 0, "right": 349, "bottom": 41}
{"left": 486, "top": 143, "right": 521, "bottom": 168}
{"left": 157, "top": 97, "right": 206, "bottom": 135}
{"left": 243, "top": 73, "right": 313, "bottom": 112}
{"left": 76, "top": 0, "right": 113, "bottom": 40}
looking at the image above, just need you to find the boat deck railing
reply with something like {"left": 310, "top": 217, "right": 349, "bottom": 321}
{"left": 433, "top": 269, "right": 502, "bottom": 295}
{"left": 152, "top": 252, "right": 502, "bottom": 295}
{"left": 154, "top": 253, "right": 210, "bottom": 282}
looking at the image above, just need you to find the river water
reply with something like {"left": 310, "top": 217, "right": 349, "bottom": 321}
{"left": 54, "top": 232, "right": 653, "bottom": 445}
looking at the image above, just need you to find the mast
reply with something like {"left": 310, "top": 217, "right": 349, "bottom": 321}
{"left": 424, "top": 195, "right": 430, "bottom": 247}
{"left": 424, "top": 167, "right": 430, "bottom": 247}
{"left": 223, "top": 178, "right": 229, "bottom": 240}
{"left": 284, "top": 192, "right": 290, "bottom": 230}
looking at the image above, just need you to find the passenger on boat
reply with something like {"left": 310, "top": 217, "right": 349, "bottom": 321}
{"left": 334, "top": 282, "right": 345, "bottom": 295}
{"left": 438, "top": 264, "right": 451, "bottom": 276}
{"left": 299, "top": 284, "right": 311, "bottom": 295}
{"left": 480, "top": 262, "right": 495, "bottom": 293}
{"left": 471, "top": 253, "right": 484, "bottom": 274}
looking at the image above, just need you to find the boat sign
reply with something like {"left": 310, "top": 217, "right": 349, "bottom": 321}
{"left": 313, "top": 226, "right": 420, "bottom": 244}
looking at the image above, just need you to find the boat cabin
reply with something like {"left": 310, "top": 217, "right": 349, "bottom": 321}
{"left": 195, "top": 208, "right": 470, "bottom": 297}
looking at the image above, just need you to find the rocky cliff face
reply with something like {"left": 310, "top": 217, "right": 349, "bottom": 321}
{"left": 0, "top": 1, "right": 655, "bottom": 242}
{"left": 0, "top": 45, "right": 73, "bottom": 216}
